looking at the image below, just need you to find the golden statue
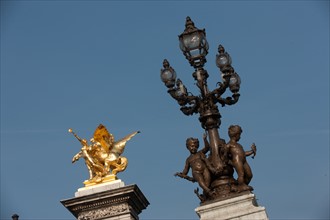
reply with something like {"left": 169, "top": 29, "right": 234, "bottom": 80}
{"left": 69, "top": 124, "right": 140, "bottom": 187}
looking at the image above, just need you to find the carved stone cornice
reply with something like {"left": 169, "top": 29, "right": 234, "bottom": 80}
{"left": 61, "top": 184, "right": 149, "bottom": 220}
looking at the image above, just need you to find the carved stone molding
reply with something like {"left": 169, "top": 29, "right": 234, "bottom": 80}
{"left": 195, "top": 193, "right": 268, "bottom": 220}
{"left": 78, "top": 203, "right": 129, "bottom": 220}
{"left": 61, "top": 184, "right": 149, "bottom": 220}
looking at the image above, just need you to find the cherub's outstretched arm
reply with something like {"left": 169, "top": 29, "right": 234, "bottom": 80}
{"left": 245, "top": 143, "right": 257, "bottom": 158}
{"left": 174, "top": 159, "right": 195, "bottom": 182}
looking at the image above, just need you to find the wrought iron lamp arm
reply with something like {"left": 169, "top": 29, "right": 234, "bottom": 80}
{"left": 215, "top": 93, "right": 240, "bottom": 107}
{"left": 211, "top": 79, "right": 230, "bottom": 99}
{"left": 209, "top": 72, "right": 240, "bottom": 107}
{"left": 212, "top": 44, "right": 241, "bottom": 107}
{"left": 180, "top": 96, "right": 200, "bottom": 116}
{"left": 167, "top": 87, "right": 200, "bottom": 116}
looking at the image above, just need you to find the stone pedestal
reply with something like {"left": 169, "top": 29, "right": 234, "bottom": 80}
{"left": 61, "top": 180, "right": 149, "bottom": 220}
{"left": 195, "top": 193, "right": 268, "bottom": 220}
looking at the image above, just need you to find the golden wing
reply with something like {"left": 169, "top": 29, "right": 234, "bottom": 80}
{"left": 93, "top": 124, "right": 114, "bottom": 152}
{"left": 112, "top": 131, "right": 140, "bottom": 155}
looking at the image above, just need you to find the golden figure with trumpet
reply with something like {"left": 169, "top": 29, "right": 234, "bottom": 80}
{"left": 69, "top": 124, "right": 140, "bottom": 187}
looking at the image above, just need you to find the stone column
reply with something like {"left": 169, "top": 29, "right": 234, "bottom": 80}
{"left": 195, "top": 193, "right": 268, "bottom": 220}
{"left": 61, "top": 180, "right": 149, "bottom": 220}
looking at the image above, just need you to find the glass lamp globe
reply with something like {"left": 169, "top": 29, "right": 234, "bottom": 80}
{"left": 161, "top": 59, "right": 177, "bottom": 88}
{"left": 216, "top": 45, "right": 232, "bottom": 71}
{"left": 174, "top": 79, "right": 187, "bottom": 97}
{"left": 179, "top": 17, "right": 209, "bottom": 68}
{"left": 229, "top": 72, "right": 241, "bottom": 93}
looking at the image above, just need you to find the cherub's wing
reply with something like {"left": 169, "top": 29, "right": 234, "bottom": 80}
{"left": 93, "top": 124, "right": 114, "bottom": 152}
{"left": 112, "top": 131, "right": 140, "bottom": 155}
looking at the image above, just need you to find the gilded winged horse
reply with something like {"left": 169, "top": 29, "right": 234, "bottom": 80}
{"left": 70, "top": 124, "right": 139, "bottom": 185}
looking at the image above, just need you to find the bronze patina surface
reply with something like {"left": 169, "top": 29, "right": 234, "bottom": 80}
{"left": 161, "top": 17, "right": 258, "bottom": 203}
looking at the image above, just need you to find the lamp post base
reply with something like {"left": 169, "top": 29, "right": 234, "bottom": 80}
{"left": 195, "top": 193, "right": 268, "bottom": 220}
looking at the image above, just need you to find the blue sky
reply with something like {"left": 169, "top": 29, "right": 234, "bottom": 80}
{"left": 1, "top": 1, "right": 329, "bottom": 219}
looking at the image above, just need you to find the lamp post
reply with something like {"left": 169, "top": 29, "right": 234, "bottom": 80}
{"left": 161, "top": 17, "right": 242, "bottom": 201}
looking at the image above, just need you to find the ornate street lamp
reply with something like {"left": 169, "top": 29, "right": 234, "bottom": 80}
{"left": 160, "top": 17, "right": 253, "bottom": 202}
{"left": 178, "top": 17, "right": 209, "bottom": 68}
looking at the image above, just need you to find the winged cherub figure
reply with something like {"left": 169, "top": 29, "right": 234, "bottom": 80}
{"left": 70, "top": 124, "right": 139, "bottom": 185}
